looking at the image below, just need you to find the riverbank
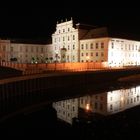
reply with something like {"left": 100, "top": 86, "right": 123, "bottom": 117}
{"left": 118, "top": 74, "right": 140, "bottom": 82}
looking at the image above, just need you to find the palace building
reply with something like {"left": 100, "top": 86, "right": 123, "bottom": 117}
{"left": 0, "top": 18, "right": 140, "bottom": 67}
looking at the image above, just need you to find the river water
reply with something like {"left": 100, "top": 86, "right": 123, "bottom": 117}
{"left": 1, "top": 83, "right": 140, "bottom": 138}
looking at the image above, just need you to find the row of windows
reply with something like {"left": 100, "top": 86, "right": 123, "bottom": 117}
{"left": 81, "top": 52, "right": 104, "bottom": 57}
{"left": 81, "top": 42, "right": 104, "bottom": 50}
{"left": 19, "top": 47, "right": 44, "bottom": 52}
{"left": 55, "top": 44, "right": 76, "bottom": 50}
{"left": 81, "top": 60, "right": 105, "bottom": 62}
{"left": 110, "top": 96, "right": 140, "bottom": 111}
{"left": 112, "top": 42, "right": 140, "bottom": 50}
{"left": 58, "top": 28, "right": 70, "bottom": 33}
{"left": 54, "top": 35, "right": 75, "bottom": 42}
{"left": 110, "top": 52, "right": 140, "bottom": 57}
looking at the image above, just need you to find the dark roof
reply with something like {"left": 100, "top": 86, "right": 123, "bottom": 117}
{"left": 10, "top": 38, "right": 52, "bottom": 45}
{"left": 80, "top": 26, "right": 140, "bottom": 41}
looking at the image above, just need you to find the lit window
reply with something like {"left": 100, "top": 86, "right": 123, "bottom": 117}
{"left": 86, "top": 44, "right": 88, "bottom": 49}
{"left": 96, "top": 52, "right": 98, "bottom": 56}
{"left": 101, "top": 52, "right": 104, "bottom": 56}
{"left": 73, "top": 35, "right": 75, "bottom": 40}
{"left": 90, "top": 43, "right": 93, "bottom": 49}
{"left": 81, "top": 44, "right": 84, "bottom": 49}
{"left": 73, "top": 45, "right": 75, "bottom": 50}
{"left": 101, "top": 42, "right": 104, "bottom": 48}
{"left": 96, "top": 43, "right": 98, "bottom": 49}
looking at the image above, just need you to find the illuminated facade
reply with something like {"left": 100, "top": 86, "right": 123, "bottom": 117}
{"left": 52, "top": 19, "right": 140, "bottom": 67}
{"left": 53, "top": 86, "right": 140, "bottom": 124}
{"left": 53, "top": 98, "right": 78, "bottom": 124}
{"left": 0, "top": 18, "right": 140, "bottom": 66}
{"left": 0, "top": 40, "right": 52, "bottom": 63}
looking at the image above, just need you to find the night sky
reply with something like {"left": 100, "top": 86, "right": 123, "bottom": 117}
{"left": 0, "top": 7, "right": 140, "bottom": 42}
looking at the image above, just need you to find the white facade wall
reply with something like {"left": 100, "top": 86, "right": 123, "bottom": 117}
{"left": 80, "top": 38, "right": 109, "bottom": 62}
{"left": 52, "top": 19, "right": 79, "bottom": 62}
{"left": 108, "top": 38, "right": 140, "bottom": 67}
{"left": 10, "top": 43, "right": 47, "bottom": 63}
{"left": 53, "top": 98, "right": 78, "bottom": 124}
{"left": 0, "top": 40, "right": 10, "bottom": 62}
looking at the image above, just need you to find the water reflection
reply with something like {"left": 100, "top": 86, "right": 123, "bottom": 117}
{"left": 53, "top": 85, "right": 140, "bottom": 124}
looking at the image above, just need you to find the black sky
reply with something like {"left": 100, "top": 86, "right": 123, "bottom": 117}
{"left": 0, "top": 8, "right": 140, "bottom": 41}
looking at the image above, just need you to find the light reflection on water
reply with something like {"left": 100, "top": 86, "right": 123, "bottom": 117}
{"left": 53, "top": 85, "right": 140, "bottom": 124}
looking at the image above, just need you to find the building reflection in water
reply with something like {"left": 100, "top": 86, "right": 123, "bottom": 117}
{"left": 53, "top": 85, "right": 140, "bottom": 124}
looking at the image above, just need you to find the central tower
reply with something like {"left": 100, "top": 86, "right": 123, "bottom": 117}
{"left": 52, "top": 18, "right": 79, "bottom": 62}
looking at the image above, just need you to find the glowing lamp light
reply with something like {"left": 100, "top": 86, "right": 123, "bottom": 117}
{"left": 86, "top": 104, "right": 90, "bottom": 111}
{"left": 121, "top": 97, "right": 124, "bottom": 101}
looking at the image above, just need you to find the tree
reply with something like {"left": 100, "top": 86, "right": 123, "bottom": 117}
{"left": 49, "top": 57, "right": 53, "bottom": 63}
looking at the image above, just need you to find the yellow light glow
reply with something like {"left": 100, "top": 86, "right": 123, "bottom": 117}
{"left": 121, "top": 96, "right": 124, "bottom": 101}
{"left": 86, "top": 56, "right": 90, "bottom": 60}
{"left": 86, "top": 104, "right": 90, "bottom": 111}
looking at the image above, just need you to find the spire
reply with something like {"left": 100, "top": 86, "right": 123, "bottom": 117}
{"left": 71, "top": 17, "right": 73, "bottom": 21}
{"left": 66, "top": 18, "right": 67, "bottom": 22}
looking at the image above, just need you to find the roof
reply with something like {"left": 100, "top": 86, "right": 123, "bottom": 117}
{"left": 79, "top": 26, "right": 140, "bottom": 41}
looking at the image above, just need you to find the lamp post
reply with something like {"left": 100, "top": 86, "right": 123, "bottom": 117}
{"left": 55, "top": 52, "right": 58, "bottom": 71}
{"left": 86, "top": 56, "right": 90, "bottom": 71}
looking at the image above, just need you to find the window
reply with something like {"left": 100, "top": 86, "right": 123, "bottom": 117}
{"left": 63, "top": 37, "right": 65, "bottom": 41}
{"left": 95, "top": 102, "right": 98, "bottom": 109}
{"left": 10, "top": 46, "right": 13, "bottom": 52}
{"left": 112, "top": 42, "right": 114, "bottom": 49}
{"left": 41, "top": 48, "right": 43, "bottom": 53}
{"left": 36, "top": 47, "right": 38, "bottom": 52}
{"left": 73, "top": 45, "right": 75, "bottom": 50}
{"left": 67, "top": 55, "right": 69, "bottom": 61}
{"left": 31, "top": 47, "right": 33, "bottom": 52}
{"left": 73, "top": 106, "right": 75, "bottom": 111}
{"left": 86, "top": 53, "right": 88, "bottom": 56}
{"left": 68, "top": 45, "right": 70, "bottom": 50}
{"left": 59, "top": 30, "right": 60, "bottom": 33}
{"left": 81, "top": 53, "right": 84, "bottom": 56}
{"left": 101, "top": 42, "right": 104, "bottom": 49}
{"left": 86, "top": 44, "right": 88, "bottom": 49}
{"left": 110, "top": 104, "right": 113, "bottom": 110}
{"left": 90, "top": 43, "right": 93, "bottom": 49}
{"left": 26, "top": 47, "right": 28, "bottom": 52}
{"left": 96, "top": 43, "right": 98, "bottom": 49}
{"left": 20, "top": 46, "right": 22, "bottom": 52}
{"left": 91, "top": 52, "right": 93, "bottom": 56}
{"left": 68, "top": 28, "right": 70, "bottom": 32}
{"left": 73, "top": 56, "right": 75, "bottom": 60}
{"left": 81, "top": 44, "right": 84, "bottom": 49}
{"left": 63, "top": 29, "right": 65, "bottom": 32}
{"left": 73, "top": 35, "right": 75, "bottom": 40}
{"left": 101, "top": 52, "right": 104, "bottom": 56}
{"left": 68, "top": 36, "right": 69, "bottom": 41}
{"left": 96, "top": 52, "right": 98, "bottom": 56}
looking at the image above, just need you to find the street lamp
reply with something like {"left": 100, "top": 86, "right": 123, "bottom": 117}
{"left": 86, "top": 56, "right": 90, "bottom": 71}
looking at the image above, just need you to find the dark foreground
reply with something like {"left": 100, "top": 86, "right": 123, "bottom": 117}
{"left": 0, "top": 103, "right": 140, "bottom": 139}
